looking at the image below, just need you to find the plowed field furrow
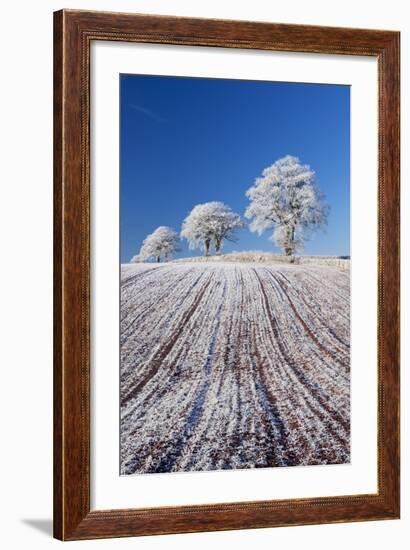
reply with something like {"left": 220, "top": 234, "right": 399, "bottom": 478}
{"left": 120, "top": 262, "right": 350, "bottom": 475}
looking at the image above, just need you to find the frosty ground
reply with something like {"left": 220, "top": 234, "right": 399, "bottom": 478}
{"left": 120, "top": 261, "right": 350, "bottom": 475}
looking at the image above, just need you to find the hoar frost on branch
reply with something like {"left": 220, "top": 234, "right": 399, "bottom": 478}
{"left": 181, "top": 201, "right": 244, "bottom": 256}
{"left": 139, "top": 226, "right": 180, "bottom": 263}
{"left": 245, "top": 155, "right": 329, "bottom": 256}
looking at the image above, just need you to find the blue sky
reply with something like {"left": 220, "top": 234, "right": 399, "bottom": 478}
{"left": 120, "top": 74, "right": 350, "bottom": 262}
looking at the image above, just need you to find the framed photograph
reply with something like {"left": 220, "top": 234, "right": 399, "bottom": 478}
{"left": 54, "top": 9, "right": 400, "bottom": 540}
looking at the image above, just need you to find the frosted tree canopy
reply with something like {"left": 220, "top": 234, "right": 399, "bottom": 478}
{"left": 245, "top": 155, "right": 329, "bottom": 256}
{"left": 181, "top": 201, "right": 244, "bottom": 256}
{"left": 139, "top": 226, "right": 180, "bottom": 263}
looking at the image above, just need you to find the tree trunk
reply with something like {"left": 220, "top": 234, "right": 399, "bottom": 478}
{"left": 156, "top": 256, "right": 160, "bottom": 263}
{"left": 284, "top": 226, "right": 295, "bottom": 260}
{"left": 204, "top": 239, "right": 210, "bottom": 257}
{"left": 215, "top": 238, "right": 222, "bottom": 255}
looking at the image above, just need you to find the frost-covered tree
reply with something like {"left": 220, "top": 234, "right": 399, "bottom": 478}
{"left": 130, "top": 254, "right": 143, "bottom": 263}
{"left": 180, "top": 203, "right": 213, "bottom": 256}
{"left": 139, "top": 226, "right": 180, "bottom": 263}
{"left": 209, "top": 202, "right": 244, "bottom": 255}
{"left": 181, "top": 201, "right": 244, "bottom": 256}
{"left": 245, "top": 155, "right": 329, "bottom": 256}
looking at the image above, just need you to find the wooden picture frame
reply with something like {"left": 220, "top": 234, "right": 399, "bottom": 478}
{"left": 54, "top": 9, "right": 400, "bottom": 540}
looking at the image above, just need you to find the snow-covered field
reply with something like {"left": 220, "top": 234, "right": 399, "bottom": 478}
{"left": 120, "top": 262, "right": 350, "bottom": 475}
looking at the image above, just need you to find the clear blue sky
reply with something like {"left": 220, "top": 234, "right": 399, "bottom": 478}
{"left": 120, "top": 74, "right": 350, "bottom": 262}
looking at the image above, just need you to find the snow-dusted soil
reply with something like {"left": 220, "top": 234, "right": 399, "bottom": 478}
{"left": 120, "top": 262, "right": 350, "bottom": 475}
